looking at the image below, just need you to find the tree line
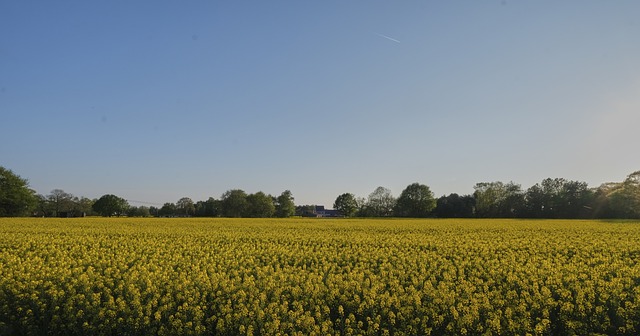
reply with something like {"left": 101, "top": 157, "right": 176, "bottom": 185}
{"left": 153, "top": 190, "right": 296, "bottom": 218}
{"left": 1, "top": 166, "right": 639, "bottom": 219}
{"left": 335, "top": 172, "right": 640, "bottom": 219}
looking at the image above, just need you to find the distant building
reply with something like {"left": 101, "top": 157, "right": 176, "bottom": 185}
{"left": 311, "top": 205, "right": 341, "bottom": 218}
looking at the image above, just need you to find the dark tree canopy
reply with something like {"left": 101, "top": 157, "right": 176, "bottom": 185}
{"left": 220, "top": 189, "right": 248, "bottom": 218}
{"left": 434, "top": 193, "right": 476, "bottom": 218}
{"left": 275, "top": 190, "right": 295, "bottom": 218}
{"left": 394, "top": 183, "right": 437, "bottom": 218}
{"left": 596, "top": 171, "right": 640, "bottom": 219}
{"left": 334, "top": 193, "right": 358, "bottom": 217}
{"left": 362, "top": 186, "right": 396, "bottom": 217}
{"left": 524, "top": 178, "right": 593, "bottom": 218}
{"left": 194, "top": 197, "right": 220, "bottom": 217}
{"left": 0, "top": 167, "right": 37, "bottom": 217}
{"left": 47, "top": 189, "right": 75, "bottom": 217}
{"left": 246, "top": 192, "right": 275, "bottom": 218}
{"left": 176, "top": 197, "right": 195, "bottom": 216}
{"left": 474, "top": 182, "right": 524, "bottom": 218}
{"left": 127, "top": 206, "right": 151, "bottom": 217}
{"left": 92, "top": 194, "right": 129, "bottom": 217}
{"left": 295, "top": 205, "right": 316, "bottom": 217}
{"left": 158, "top": 203, "right": 177, "bottom": 217}
{"left": 4, "top": 164, "right": 640, "bottom": 220}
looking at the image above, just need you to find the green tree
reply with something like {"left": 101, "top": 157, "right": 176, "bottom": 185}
{"left": 523, "top": 183, "right": 546, "bottom": 218}
{"left": 394, "top": 183, "right": 436, "bottom": 217}
{"left": 474, "top": 181, "right": 524, "bottom": 218}
{"left": 73, "top": 196, "right": 95, "bottom": 216}
{"left": 524, "top": 178, "right": 594, "bottom": 218}
{"left": 275, "top": 190, "right": 296, "bottom": 218}
{"left": 176, "top": 197, "right": 195, "bottom": 216}
{"left": 333, "top": 193, "right": 358, "bottom": 217}
{"left": 47, "top": 189, "right": 74, "bottom": 217}
{"left": 433, "top": 193, "right": 476, "bottom": 218}
{"left": 295, "top": 205, "right": 316, "bottom": 217}
{"left": 220, "top": 189, "right": 248, "bottom": 217}
{"left": 34, "top": 194, "right": 53, "bottom": 217}
{"left": 601, "top": 171, "right": 640, "bottom": 218}
{"left": 127, "top": 206, "right": 151, "bottom": 217}
{"left": 355, "top": 197, "right": 368, "bottom": 216}
{"left": 560, "top": 180, "right": 594, "bottom": 218}
{"left": 246, "top": 191, "right": 275, "bottom": 218}
{"left": 0, "top": 167, "right": 37, "bottom": 216}
{"left": 92, "top": 194, "right": 129, "bottom": 217}
{"left": 158, "top": 203, "right": 177, "bottom": 217}
{"left": 363, "top": 186, "right": 396, "bottom": 217}
{"left": 149, "top": 206, "right": 160, "bottom": 217}
{"left": 194, "top": 197, "right": 220, "bottom": 217}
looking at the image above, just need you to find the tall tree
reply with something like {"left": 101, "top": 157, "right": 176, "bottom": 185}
{"left": 149, "top": 206, "right": 160, "bottom": 217}
{"left": 333, "top": 193, "right": 358, "bottom": 217}
{"left": 220, "top": 189, "right": 248, "bottom": 218}
{"left": 434, "top": 193, "right": 476, "bottom": 218}
{"left": 92, "top": 194, "right": 129, "bottom": 217}
{"left": 394, "top": 183, "right": 436, "bottom": 217}
{"left": 73, "top": 197, "right": 95, "bottom": 216}
{"left": 0, "top": 167, "right": 37, "bottom": 216}
{"left": 194, "top": 197, "right": 220, "bottom": 217}
{"left": 557, "top": 179, "right": 593, "bottom": 218}
{"left": 158, "top": 203, "right": 177, "bottom": 217}
{"left": 246, "top": 191, "right": 275, "bottom": 218}
{"left": 524, "top": 178, "right": 593, "bottom": 218}
{"left": 523, "top": 183, "right": 546, "bottom": 218}
{"left": 602, "top": 171, "right": 640, "bottom": 218}
{"left": 363, "top": 186, "right": 396, "bottom": 217}
{"left": 355, "top": 197, "right": 368, "bottom": 217}
{"left": 176, "top": 197, "right": 196, "bottom": 216}
{"left": 47, "top": 189, "right": 74, "bottom": 217}
{"left": 474, "top": 181, "right": 524, "bottom": 218}
{"left": 34, "top": 194, "right": 53, "bottom": 217}
{"left": 127, "top": 206, "right": 151, "bottom": 217}
{"left": 275, "top": 190, "right": 295, "bottom": 218}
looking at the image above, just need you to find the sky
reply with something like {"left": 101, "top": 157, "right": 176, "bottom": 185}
{"left": 2, "top": 1, "right": 640, "bottom": 208}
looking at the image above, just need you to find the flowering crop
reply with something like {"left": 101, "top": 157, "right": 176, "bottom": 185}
{"left": 0, "top": 218, "right": 639, "bottom": 335}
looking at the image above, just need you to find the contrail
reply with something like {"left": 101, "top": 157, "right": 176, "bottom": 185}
{"left": 376, "top": 33, "right": 401, "bottom": 43}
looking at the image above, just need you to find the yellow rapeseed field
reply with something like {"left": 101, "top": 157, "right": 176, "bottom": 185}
{"left": 1, "top": 218, "right": 639, "bottom": 335}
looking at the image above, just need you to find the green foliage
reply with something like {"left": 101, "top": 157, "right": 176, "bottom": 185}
{"left": 92, "top": 194, "right": 129, "bottom": 217}
{"left": 599, "top": 171, "right": 640, "bottom": 219}
{"left": 194, "top": 198, "right": 220, "bottom": 217}
{"left": 361, "top": 187, "right": 395, "bottom": 217}
{"left": 158, "top": 202, "right": 177, "bottom": 216}
{"left": 0, "top": 166, "right": 37, "bottom": 216}
{"left": 333, "top": 193, "right": 358, "bottom": 217}
{"left": 394, "top": 183, "right": 436, "bottom": 217}
{"left": 474, "top": 182, "right": 524, "bottom": 218}
{"left": 47, "top": 189, "right": 74, "bottom": 217}
{"left": 295, "top": 205, "right": 316, "bottom": 217}
{"left": 176, "top": 197, "right": 195, "bottom": 216}
{"left": 275, "top": 190, "right": 295, "bottom": 218}
{"left": 220, "top": 189, "right": 249, "bottom": 218}
{"left": 434, "top": 193, "right": 476, "bottom": 218}
{"left": 34, "top": 190, "right": 93, "bottom": 217}
{"left": 524, "top": 178, "right": 593, "bottom": 218}
{"left": 1, "top": 218, "right": 639, "bottom": 335}
{"left": 127, "top": 206, "right": 151, "bottom": 217}
{"left": 246, "top": 192, "right": 275, "bottom": 218}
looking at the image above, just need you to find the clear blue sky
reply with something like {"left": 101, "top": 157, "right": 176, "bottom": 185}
{"left": 2, "top": 1, "right": 639, "bottom": 207}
